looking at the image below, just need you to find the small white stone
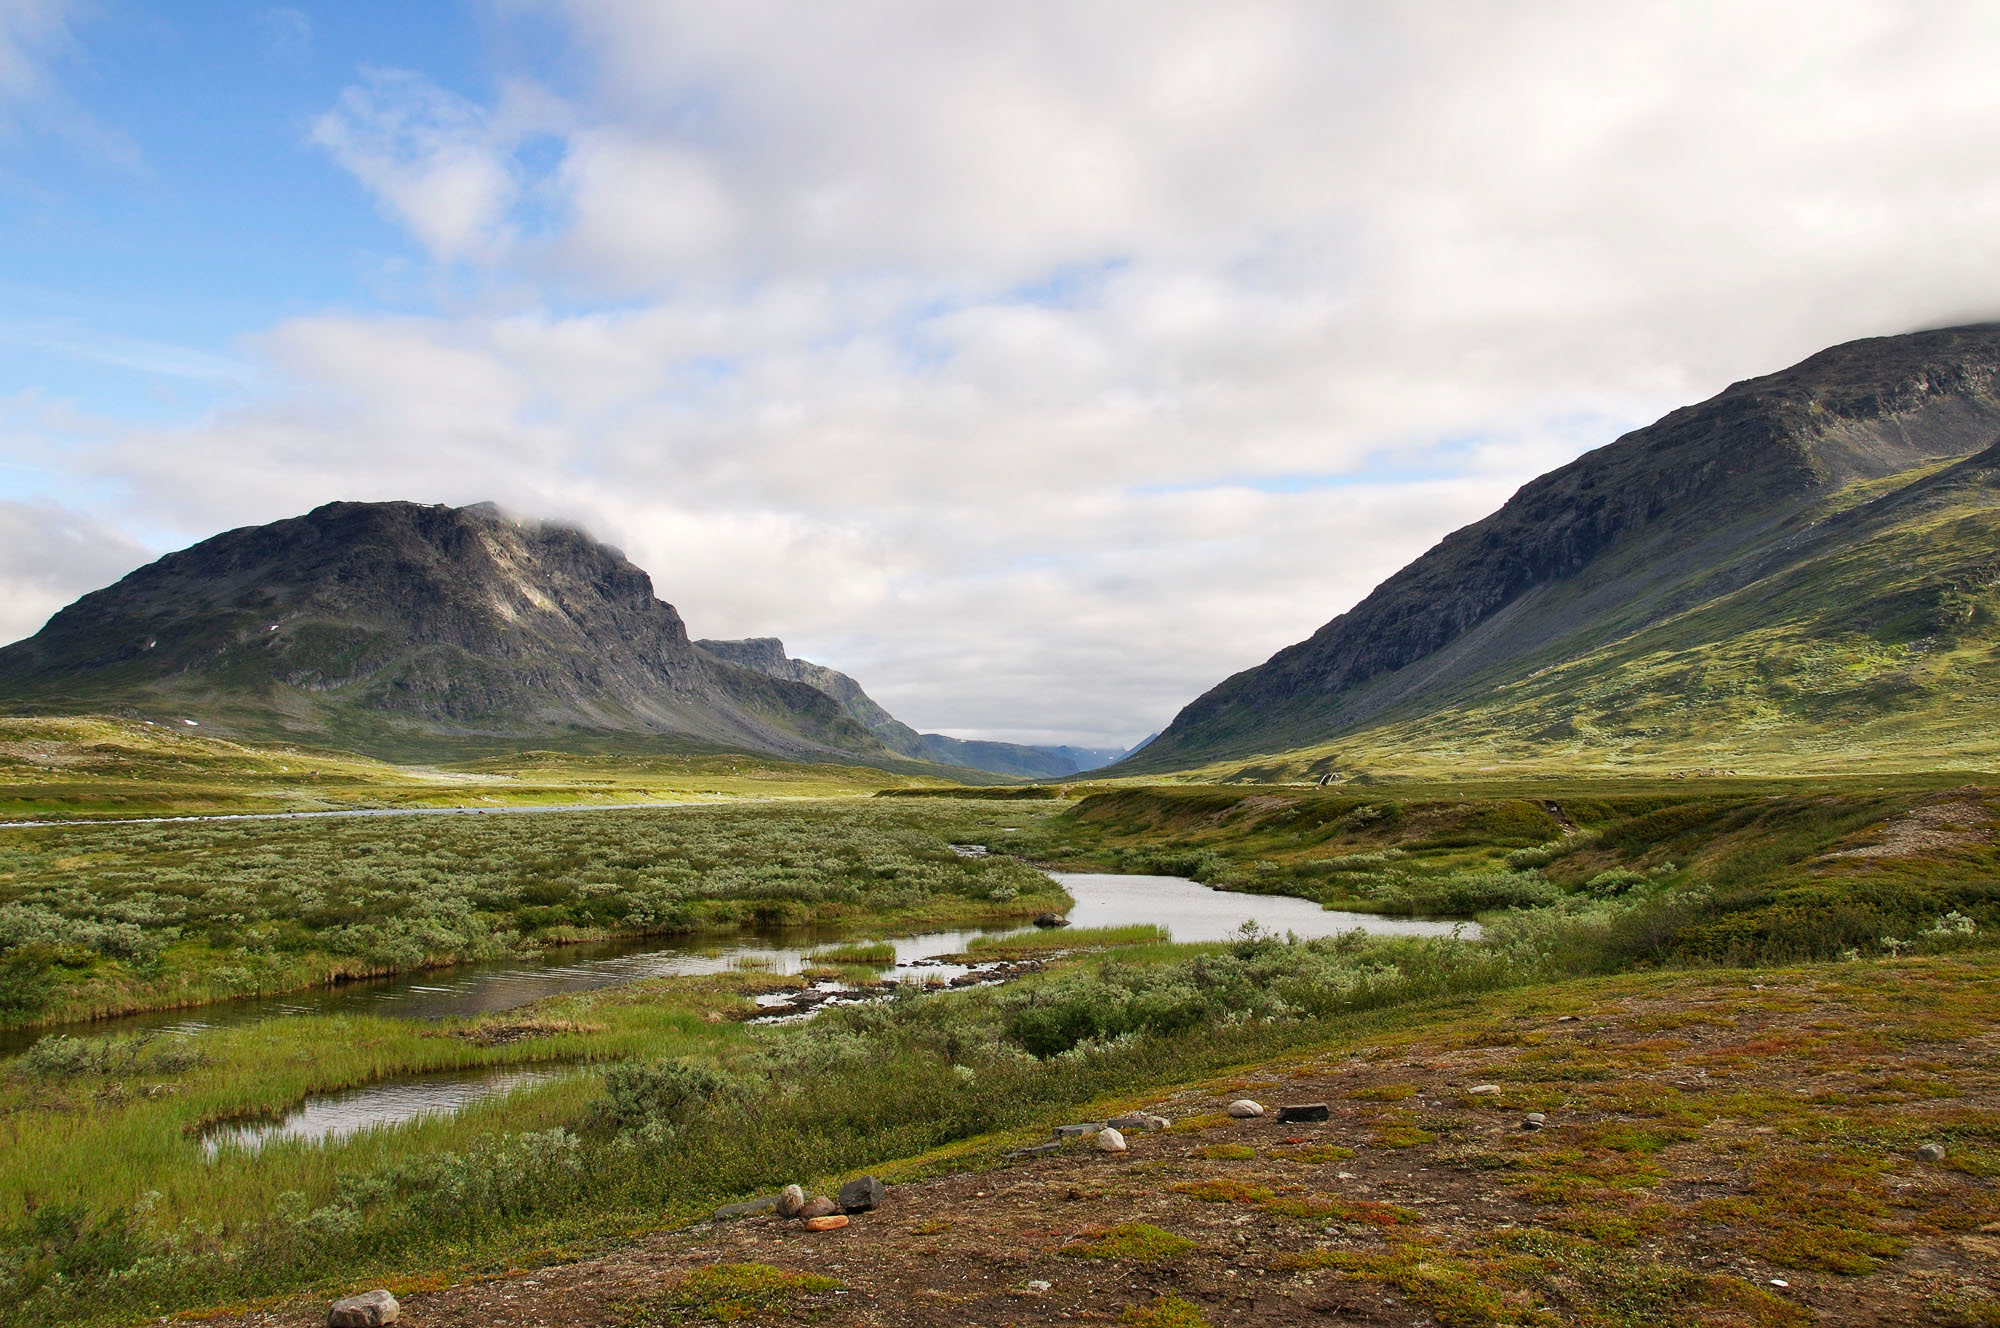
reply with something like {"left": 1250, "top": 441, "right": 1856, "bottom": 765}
{"left": 1095, "top": 1126, "right": 1128, "bottom": 1152}
{"left": 1227, "top": 1099, "right": 1265, "bottom": 1118}
{"left": 1026, "top": 1280, "right": 1053, "bottom": 1293}
{"left": 1468, "top": 1084, "right": 1501, "bottom": 1096}
{"left": 1770, "top": 1279, "right": 1789, "bottom": 1288}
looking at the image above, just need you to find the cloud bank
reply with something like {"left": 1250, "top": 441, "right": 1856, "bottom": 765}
{"left": 11, "top": 1, "right": 2000, "bottom": 745}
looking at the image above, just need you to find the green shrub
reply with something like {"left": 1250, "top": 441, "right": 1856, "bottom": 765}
{"left": 589, "top": 1059, "right": 742, "bottom": 1136}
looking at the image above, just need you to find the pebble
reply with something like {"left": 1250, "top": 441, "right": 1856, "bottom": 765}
{"left": 1523, "top": 1112, "right": 1547, "bottom": 1131}
{"left": 800, "top": 1196, "right": 839, "bottom": 1220}
{"left": 839, "top": 1175, "right": 886, "bottom": 1212}
{"left": 775, "top": 1184, "right": 807, "bottom": 1219}
{"left": 1276, "top": 1103, "right": 1330, "bottom": 1123}
{"left": 803, "top": 1215, "right": 849, "bottom": 1232}
{"left": 327, "top": 1290, "right": 399, "bottom": 1328}
{"left": 1095, "top": 1127, "right": 1128, "bottom": 1152}
{"left": 1917, "top": 1143, "right": 1947, "bottom": 1163}
{"left": 1227, "top": 1099, "right": 1265, "bottom": 1118}
{"left": 1468, "top": 1084, "right": 1501, "bottom": 1096}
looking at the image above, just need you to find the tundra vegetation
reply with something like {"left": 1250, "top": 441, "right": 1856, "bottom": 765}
{"left": 0, "top": 775, "right": 1995, "bottom": 1325}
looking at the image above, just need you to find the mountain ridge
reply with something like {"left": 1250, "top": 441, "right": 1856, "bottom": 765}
{"left": 1122, "top": 322, "right": 2000, "bottom": 775}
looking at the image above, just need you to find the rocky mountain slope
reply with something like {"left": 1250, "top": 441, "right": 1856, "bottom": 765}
{"left": 696, "top": 637, "right": 1128, "bottom": 777}
{"left": 0, "top": 502, "right": 892, "bottom": 761}
{"left": 1124, "top": 322, "right": 2000, "bottom": 775}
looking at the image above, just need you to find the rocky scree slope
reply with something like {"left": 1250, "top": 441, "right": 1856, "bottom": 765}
{"left": 0, "top": 501, "right": 891, "bottom": 761}
{"left": 1124, "top": 322, "right": 2000, "bottom": 773}
{"left": 696, "top": 637, "right": 1127, "bottom": 777}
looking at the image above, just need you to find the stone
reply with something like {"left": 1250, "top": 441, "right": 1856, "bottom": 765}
{"left": 1108, "top": 1112, "right": 1160, "bottom": 1131}
{"left": 1033, "top": 912, "right": 1070, "bottom": 928}
{"left": 775, "top": 1184, "right": 807, "bottom": 1219}
{"left": 1025, "top": 1279, "right": 1053, "bottom": 1294}
{"left": 1276, "top": 1103, "right": 1330, "bottom": 1123}
{"left": 1055, "top": 1121, "right": 1109, "bottom": 1139}
{"left": 803, "top": 1214, "right": 849, "bottom": 1232}
{"left": 800, "top": 1195, "right": 839, "bottom": 1220}
{"left": 715, "top": 1194, "right": 780, "bottom": 1220}
{"left": 1468, "top": 1084, "right": 1501, "bottom": 1096}
{"left": 1522, "top": 1112, "right": 1548, "bottom": 1131}
{"left": 839, "top": 1175, "right": 886, "bottom": 1212}
{"left": 328, "top": 1290, "right": 399, "bottom": 1328}
{"left": 1227, "top": 1099, "right": 1265, "bottom": 1118}
{"left": 1095, "top": 1127, "right": 1128, "bottom": 1152}
{"left": 1009, "top": 1142, "right": 1061, "bottom": 1159}
{"left": 1917, "top": 1143, "right": 1948, "bottom": 1163}
{"left": 1146, "top": 1114, "right": 1171, "bottom": 1131}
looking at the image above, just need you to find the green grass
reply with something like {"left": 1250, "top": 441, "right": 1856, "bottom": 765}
{"left": 804, "top": 942, "right": 895, "bottom": 965}
{"left": 1061, "top": 1222, "right": 1196, "bottom": 1262}
{"left": 0, "top": 798, "right": 1073, "bottom": 1028}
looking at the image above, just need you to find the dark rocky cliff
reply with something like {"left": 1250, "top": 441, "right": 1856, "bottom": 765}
{"left": 1127, "top": 323, "right": 2000, "bottom": 770}
{"left": 0, "top": 501, "right": 888, "bottom": 759}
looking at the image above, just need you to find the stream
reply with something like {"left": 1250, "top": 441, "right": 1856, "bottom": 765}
{"left": 18, "top": 872, "right": 1474, "bottom": 1154}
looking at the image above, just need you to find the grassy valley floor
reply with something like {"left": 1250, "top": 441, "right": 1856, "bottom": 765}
{"left": 187, "top": 955, "right": 2000, "bottom": 1328}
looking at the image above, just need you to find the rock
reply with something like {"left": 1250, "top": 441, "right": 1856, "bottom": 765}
{"left": 1276, "top": 1103, "right": 1330, "bottom": 1123}
{"left": 1146, "top": 1114, "right": 1171, "bottom": 1131}
{"left": 1521, "top": 1117, "right": 1546, "bottom": 1131}
{"left": 839, "top": 1175, "right": 886, "bottom": 1212}
{"left": 1468, "top": 1084, "right": 1501, "bottom": 1096}
{"left": 328, "top": 1290, "right": 399, "bottom": 1328}
{"left": 775, "top": 1184, "right": 807, "bottom": 1219}
{"left": 1227, "top": 1099, "right": 1265, "bottom": 1118}
{"left": 1917, "top": 1143, "right": 1948, "bottom": 1163}
{"left": 1009, "top": 1142, "right": 1061, "bottom": 1159}
{"left": 802, "top": 1214, "right": 849, "bottom": 1232}
{"left": 716, "top": 1194, "right": 780, "bottom": 1220}
{"left": 1095, "top": 1127, "right": 1128, "bottom": 1152}
{"left": 1108, "top": 1112, "right": 1161, "bottom": 1131}
{"left": 800, "top": 1195, "right": 839, "bottom": 1220}
{"left": 1025, "top": 1279, "right": 1053, "bottom": 1294}
{"left": 1055, "top": 1121, "right": 1109, "bottom": 1139}
{"left": 1033, "top": 913, "right": 1070, "bottom": 928}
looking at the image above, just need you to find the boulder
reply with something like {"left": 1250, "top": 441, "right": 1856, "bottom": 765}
{"left": 839, "top": 1176, "right": 886, "bottom": 1212}
{"left": 1917, "top": 1143, "right": 1948, "bottom": 1163}
{"left": 1107, "top": 1113, "right": 1157, "bottom": 1131}
{"left": 803, "top": 1214, "right": 849, "bottom": 1232}
{"left": 1227, "top": 1099, "right": 1265, "bottom": 1118}
{"left": 800, "top": 1195, "right": 839, "bottom": 1220}
{"left": 776, "top": 1184, "right": 807, "bottom": 1218}
{"left": 1095, "top": 1127, "right": 1128, "bottom": 1153}
{"left": 1033, "top": 913, "right": 1071, "bottom": 928}
{"left": 328, "top": 1290, "right": 399, "bottom": 1328}
{"left": 1276, "top": 1103, "right": 1330, "bottom": 1123}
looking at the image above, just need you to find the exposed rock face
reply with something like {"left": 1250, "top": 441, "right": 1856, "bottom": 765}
{"left": 696, "top": 636, "right": 1129, "bottom": 777}
{"left": 1127, "top": 323, "right": 2000, "bottom": 770}
{"left": 0, "top": 501, "right": 887, "bottom": 759}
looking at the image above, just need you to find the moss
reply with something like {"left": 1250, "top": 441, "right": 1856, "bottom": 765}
{"left": 1195, "top": 1144, "right": 1256, "bottom": 1160}
{"left": 650, "top": 1263, "right": 844, "bottom": 1323}
{"left": 1121, "top": 1293, "right": 1213, "bottom": 1328}
{"left": 1062, "top": 1223, "right": 1197, "bottom": 1263}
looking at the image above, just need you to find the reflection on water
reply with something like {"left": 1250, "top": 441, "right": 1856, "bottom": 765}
{"left": 203, "top": 1067, "right": 563, "bottom": 1156}
{"left": 6, "top": 872, "right": 1476, "bottom": 1059}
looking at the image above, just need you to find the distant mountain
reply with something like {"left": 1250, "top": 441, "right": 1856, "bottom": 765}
{"left": 1123, "top": 323, "right": 2000, "bottom": 776}
{"left": 696, "top": 637, "right": 1130, "bottom": 777}
{"left": 0, "top": 501, "right": 892, "bottom": 761}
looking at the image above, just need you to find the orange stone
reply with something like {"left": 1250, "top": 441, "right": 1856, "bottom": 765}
{"left": 803, "top": 1215, "right": 849, "bottom": 1232}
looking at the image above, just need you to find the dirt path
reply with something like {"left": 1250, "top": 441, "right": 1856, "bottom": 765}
{"left": 200, "top": 959, "right": 2000, "bottom": 1327}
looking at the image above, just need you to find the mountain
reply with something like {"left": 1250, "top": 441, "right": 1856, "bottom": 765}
{"left": 0, "top": 501, "right": 894, "bottom": 761}
{"left": 1123, "top": 322, "right": 2000, "bottom": 776}
{"left": 695, "top": 637, "right": 1130, "bottom": 777}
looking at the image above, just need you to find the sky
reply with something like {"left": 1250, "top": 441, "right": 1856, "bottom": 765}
{"left": 5, "top": 2, "right": 2000, "bottom": 748}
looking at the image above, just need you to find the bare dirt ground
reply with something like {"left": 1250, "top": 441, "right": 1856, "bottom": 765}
{"left": 199, "top": 957, "right": 2000, "bottom": 1328}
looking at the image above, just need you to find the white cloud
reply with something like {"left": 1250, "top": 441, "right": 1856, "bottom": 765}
{"left": 25, "top": 1, "right": 2000, "bottom": 746}
{"left": 0, "top": 499, "right": 150, "bottom": 645}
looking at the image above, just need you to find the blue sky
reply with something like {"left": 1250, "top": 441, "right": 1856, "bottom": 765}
{"left": 5, "top": 2, "right": 2000, "bottom": 746}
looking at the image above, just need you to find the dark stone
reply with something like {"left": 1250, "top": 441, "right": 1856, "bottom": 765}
{"left": 1275, "top": 1103, "right": 1331, "bottom": 1123}
{"left": 715, "top": 1194, "right": 780, "bottom": 1220}
{"left": 839, "top": 1176, "right": 886, "bottom": 1212}
{"left": 1033, "top": 913, "right": 1070, "bottom": 928}
{"left": 1055, "top": 1122, "right": 1109, "bottom": 1140}
{"left": 1009, "top": 1142, "right": 1061, "bottom": 1159}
